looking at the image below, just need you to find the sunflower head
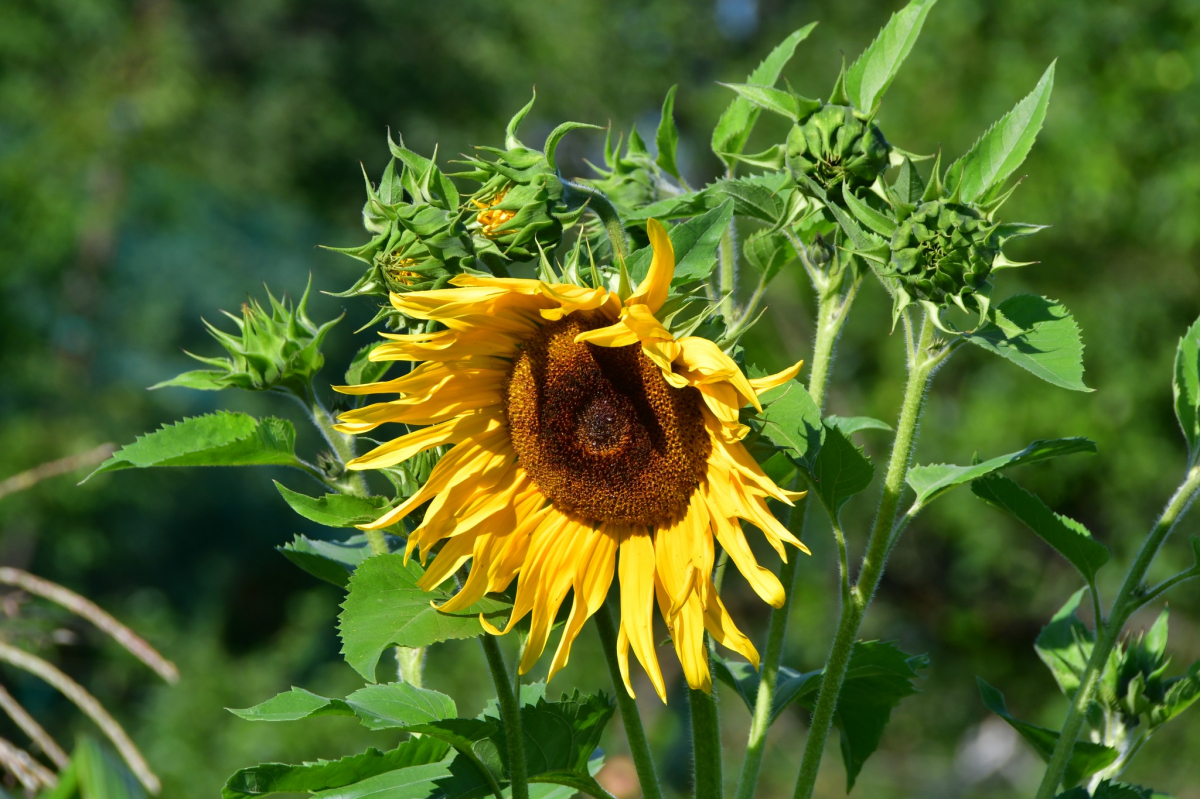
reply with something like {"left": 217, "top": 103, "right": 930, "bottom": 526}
{"left": 335, "top": 219, "right": 809, "bottom": 702}
{"left": 786, "top": 104, "right": 891, "bottom": 194}
{"left": 884, "top": 199, "right": 999, "bottom": 320}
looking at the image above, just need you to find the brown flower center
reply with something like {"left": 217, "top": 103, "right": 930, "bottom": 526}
{"left": 504, "top": 314, "right": 710, "bottom": 526}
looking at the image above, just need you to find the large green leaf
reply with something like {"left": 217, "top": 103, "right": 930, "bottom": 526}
{"left": 711, "top": 25, "right": 817, "bottom": 165}
{"left": 743, "top": 230, "right": 794, "bottom": 284}
{"left": 339, "top": 554, "right": 512, "bottom": 681}
{"left": 75, "top": 738, "right": 147, "bottom": 799}
{"left": 977, "top": 678, "right": 1118, "bottom": 787}
{"left": 275, "top": 482, "right": 389, "bottom": 528}
{"left": 715, "top": 641, "right": 926, "bottom": 790}
{"left": 85, "top": 413, "right": 299, "bottom": 479}
{"left": 627, "top": 201, "right": 734, "bottom": 285}
{"left": 845, "top": 0, "right": 938, "bottom": 113}
{"left": 809, "top": 423, "right": 875, "bottom": 519}
{"left": 946, "top": 62, "right": 1055, "bottom": 203}
{"left": 229, "top": 687, "right": 355, "bottom": 722}
{"left": 965, "top": 295, "right": 1091, "bottom": 392}
{"left": 347, "top": 682, "right": 458, "bottom": 730}
{"left": 907, "top": 437, "right": 1096, "bottom": 508}
{"left": 313, "top": 760, "right": 453, "bottom": 799}
{"left": 1173, "top": 315, "right": 1200, "bottom": 461}
{"left": 222, "top": 738, "right": 450, "bottom": 799}
{"left": 756, "top": 378, "right": 825, "bottom": 471}
{"left": 972, "top": 474, "right": 1109, "bottom": 587}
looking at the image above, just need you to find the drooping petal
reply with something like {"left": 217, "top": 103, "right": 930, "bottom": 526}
{"left": 747, "top": 359, "right": 805, "bottom": 395}
{"left": 547, "top": 525, "right": 618, "bottom": 680}
{"left": 701, "top": 574, "right": 760, "bottom": 668}
{"left": 617, "top": 526, "right": 667, "bottom": 702}
{"left": 344, "top": 410, "right": 502, "bottom": 470}
{"left": 627, "top": 218, "right": 674, "bottom": 313}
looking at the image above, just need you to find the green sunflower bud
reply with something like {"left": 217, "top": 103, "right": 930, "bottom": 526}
{"left": 153, "top": 282, "right": 340, "bottom": 395}
{"left": 786, "top": 104, "right": 890, "bottom": 194}
{"left": 885, "top": 200, "right": 998, "bottom": 320}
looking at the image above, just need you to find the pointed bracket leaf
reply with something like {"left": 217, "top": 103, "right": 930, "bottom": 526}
{"left": 845, "top": 0, "right": 938, "bottom": 113}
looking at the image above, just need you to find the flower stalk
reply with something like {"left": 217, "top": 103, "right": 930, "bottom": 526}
{"left": 689, "top": 685, "right": 723, "bottom": 799}
{"left": 1033, "top": 464, "right": 1200, "bottom": 798}
{"left": 481, "top": 634, "right": 530, "bottom": 799}
{"left": 793, "top": 311, "right": 952, "bottom": 799}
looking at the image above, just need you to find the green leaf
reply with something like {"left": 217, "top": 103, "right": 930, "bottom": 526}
{"left": 278, "top": 533, "right": 402, "bottom": 588}
{"left": 714, "top": 641, "right": 926, "bottom": 790}
{"left": 945, "top": 62, "right": 1055, "bottom": 203}
{"left": 85, "top": 413, "right": 299, "bottom": 480}
{"left": 627, "top": 201, "right": 734, "bottom": 285}
{"left": 345, "top": 343, "right": 393, "bottom": 386}
{"left": 221, "top": 738, "right": 451, "bottom": 799}
{"left": 971, "top": 473, "right": 1109, "bottom": 586}
{"left": 907, "top": 437, "right": 1096, "bottom": 508}
{"left": 756, "top": 379, "right": 825, "bottom": 471}
{"left": 228, "top": 687, "right": 356, "bottom": 722}
{"left": 716, "top": 83, "right": 820, "bottom": 122}
{"left": 1035, "top": 589, "right": 1094, "bottom": 699}
{"left": 711, "top": 25, "right": 817, "bottom": 166}
{"left": 841, "top": 182, "right": 897, "bottom": 237}
{"left": 825, "top": 415, "right": 892, "bottom": 436}
{"left": 845, "top": 0, "right": 938, "bottom": 113}
{"left": 743, "top": 230, "right": 793, "bottom": 284}
{"left": 388, "top": 137, "right": 460, "bottom": 211}
{"left": 275, "top": 482, "right": 389, "bottom": 528}
{"left": 1056, "top": 783, "right": 1171, "bottom": 799}
{"left": 1173, "top": 315, "right": 1200, "bottom": 460}
{"left": 978, "top": 678, "right": 1118, "bottom": 787}
{"left": 339, "top": 554, "right": 512, "bottom": 681}
{"left": 149, "top": 369, "right": 233, "bottom": 391}
{"left": 655, "top": 85, "right": 681, "bottom": 180}
{"left": 74, "top": 737, "right": 147, "bottom": 799}
{"left": 529, "top": 771, "right": 616, "bottom": 799}
{"left": 965, "top": 295, "right": 1091, "bottom": 392}
{"left": 313, "top": 760, "right": 453, "bottom": 799}
{"left": 346, "top": 682, "right": 458, "bottom": 730}
{"left": 809, "top": 423, "right": 874, "bottom": 519}
{"left": 543, "top": 122, "right": 602, "bottom": 173}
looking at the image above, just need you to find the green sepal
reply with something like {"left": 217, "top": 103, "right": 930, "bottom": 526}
{"left": 505, "top": 90, "right": 537, "bottom": 149}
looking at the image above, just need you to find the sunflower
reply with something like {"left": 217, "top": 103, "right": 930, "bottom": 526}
{"left": 334, "top": 220, "right": 808, "bottom": 701}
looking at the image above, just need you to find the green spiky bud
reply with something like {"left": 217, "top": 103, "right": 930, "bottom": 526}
{"left": 786, "top": 104, "right": 890, "bottom": 194}
{"left": 153, "top": 282, "right": 340, "bottom": 395}
{"left": 583, "top": 125, "right": 678, "bottom": 218}
{"left": 885, "top": 200, "right": 998, "bottom": 319}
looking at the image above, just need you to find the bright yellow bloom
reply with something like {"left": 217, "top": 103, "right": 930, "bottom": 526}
{"left": 335, "top": 219, "right": 808, "bottom": 701}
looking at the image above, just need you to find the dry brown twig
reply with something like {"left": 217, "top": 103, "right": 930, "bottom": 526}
{"left": 0, "top": 735, "right": 58, "bottom": 792}
{"left": 0, "top": 683, "right": 69, "bottom": 768}
{"left": 0, "top": 443, "right": 115, "bottom": 502}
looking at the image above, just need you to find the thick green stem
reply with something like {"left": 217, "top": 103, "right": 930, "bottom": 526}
{"left": 689, "top": 686, "right": 723, "bottom": 799}
{"left": 395, "top": 646, "right": 424, "bottom": 687}
{"left": 296, "top": 384, "right": 369, "bottom": 498}
{"left": 734, "top": 285, "right": 848, "bottom": 799}
{"left": 793, "top": 313, "right": 939, "bottom": 799}
{"left": 719, "top": 223, "right": 738, "bottom": 323}
{"left": 563, "top": 179, "right": 628, "bottom": 267}
{"left": 594, "top": 603, "right": 664, "bottom": 799}
{"left": 480, "top": 634, "right": 529, "bottom": 799}
{"left": 1034, "top": 464, "right": 1200, "bottom": 799}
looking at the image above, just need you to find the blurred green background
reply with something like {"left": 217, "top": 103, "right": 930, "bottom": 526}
{"left": 2, "top": 0, "right": 1199, "bottom": 796}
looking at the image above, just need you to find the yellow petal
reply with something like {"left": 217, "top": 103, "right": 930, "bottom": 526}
{"left": 704, "top": 481, "right": 785, "bottom": 607}
{"left": 747, "top": 359, "right": 804, "bottom": 395}
{"left": 618, "top": 526, "right": 667, "bottom": 702}
{"left": 676, "top": 336, "right": 760, "bottom": 411}
{"left": 345, "top": 411, "right": 501, "bottom": 470}
{"left": 655, "top": 582, "right": 711, "bottom": 692}
{"left": 574, "top": 320, "right": 639, "bottom": 348}
{"left": 547, "top": 525, "right": 618, "bottom": 681}
{"left": 701, "top": 575, "right": 760, "bottom": 668}
{"left": 627, "top": 218, "right": 674, "bottom": 313}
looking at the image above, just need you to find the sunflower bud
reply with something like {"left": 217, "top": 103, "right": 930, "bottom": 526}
{"left": 583, "top": 126, "right": 678, "bottom": 218}
{"left": 154, "top": 282, "right": 340, "bottom": 395}
{"left": 786, "top": 104, "right": 890, "bottom": 194}
{"left": 885, "top": 200, "right": 998, "bottom": 320}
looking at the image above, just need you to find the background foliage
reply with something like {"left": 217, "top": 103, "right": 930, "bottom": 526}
{"left": 2, "top": 0, "right": 1198, "bottom": 796}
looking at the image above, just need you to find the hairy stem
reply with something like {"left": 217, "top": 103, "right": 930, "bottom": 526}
{"left": 296, "top": 384, "right": 369, "bottom": 498}
{"left": 689, "top": 685, "right": 723, "bottom": 799}
{"left": 719, "top": 222, "right": 738, "bottom": 323}
{"left": 793, "top": 313, "right": 939, "bottom": 799}
{"left": 562, "top": 179, "right": 628, "bottom": 267}
{"left": 1034, "top": 464, "right": 1200, "bottom": 799}
{"left": 480, "top": 634, "right": 529, "bottom": 799}
{"left": 735, "top": 280, "right": 849, "bottom": 799}
{"left": 594, "top": 603, "right": 664, "bottom": 799}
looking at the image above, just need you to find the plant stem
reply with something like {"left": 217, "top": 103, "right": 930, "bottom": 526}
{"left": 793, "top": 313, "right": 940, "bottom": 799}
{"left": 562, "top": 179, "right": 628, "bottom": 267}
{"left": 294, "top": 384, "right": 369, "bottom": 498}
{"left": 594, "top": 603, "right": 664, "bottom": 799}
{"left": 734, "top": 281, "right": 849, "bottom": 799}
{"left": 480, "top": 634, "right": 529, "bottom": 799}
{"left": 1034, "top": 464, "right": 1200, "bottom": 799}
{"left": 689, "top": 686, "right": 723, "bottom": 799}
{"left": 719, "top": 222, "right": 738, "bottom": 323}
